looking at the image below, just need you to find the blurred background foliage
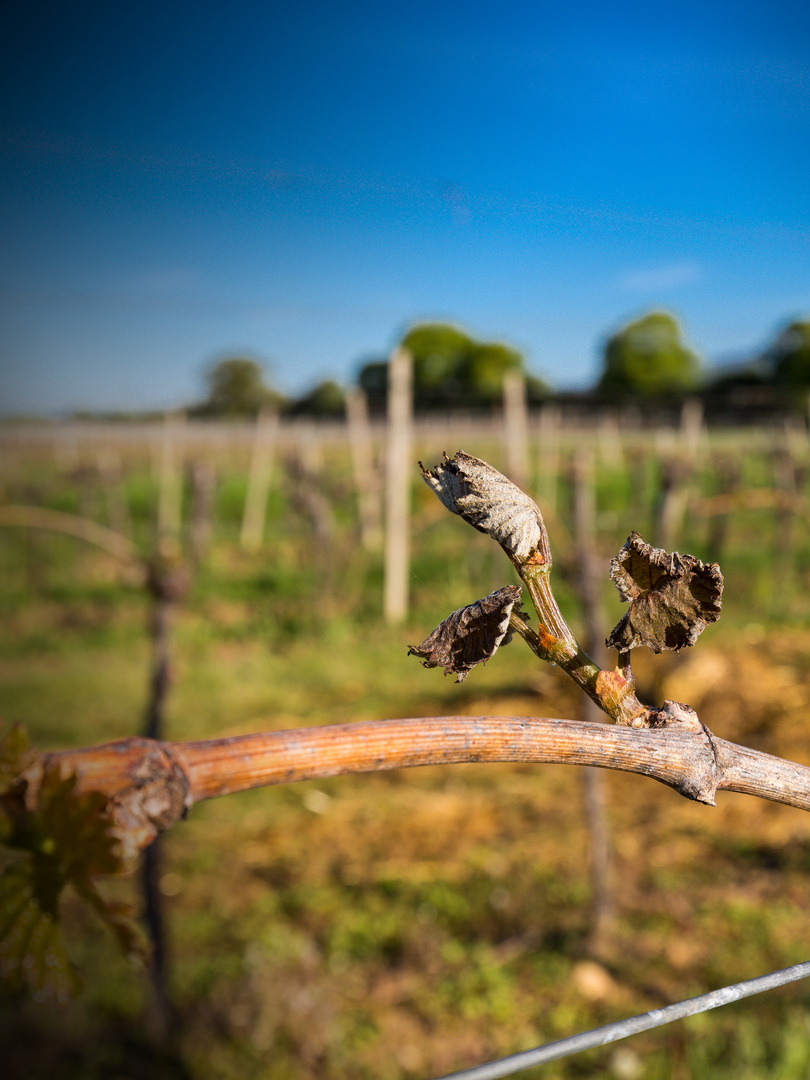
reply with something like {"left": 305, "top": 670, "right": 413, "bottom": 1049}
{"left": 597, "top": 312, "right": 702, "bottom": 400}
{"left": 357, "top": 323, "right": 550, "bottom": 413}
{"left": 80, "top": 313, "right": 810, "bottom": 423}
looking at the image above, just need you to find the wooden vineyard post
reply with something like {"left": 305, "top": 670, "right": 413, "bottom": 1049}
{"left": 383, "top": 347, "right": 413, "bottom": 625}
{"left": 502, "top": 369, "right": 530, "bottom": 490}
{"left": 240, "top": 407, "right": 278, "bottom": 552}
{"left": 157, "top": 411, "right": 185, "bottom": 541}
{"left": 345, "top": 386, "right": 382, "bottom": 551}
{"left": 680, "top": 397, "right": 705, "bottom": 460}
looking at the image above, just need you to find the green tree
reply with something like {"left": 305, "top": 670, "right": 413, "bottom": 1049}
{"left": 356, "top": 359, "right": 388, "bottom": 404}
{"left": 767, "top": 321, "right": 810, "bottom": 394}
{"left": 288, "top": 379, "right": 346, "bottom": 417}
{"left": 195, "top": 357, "right": 283, "bottom": 417}
{"left": 357, "top": 323, "right": 550, "bottom": 411}
{"left": 458, "top": 342, "right": 526, "bottom": 405}
{"left": 597, "top": 312, "right": 701, "bottom": 399}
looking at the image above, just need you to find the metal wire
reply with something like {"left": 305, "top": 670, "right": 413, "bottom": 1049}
{"left": 433, "top": 961, "right": 810, "bottom": 1080}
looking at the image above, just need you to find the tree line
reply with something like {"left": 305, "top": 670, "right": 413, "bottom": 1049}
{"left": 178, "top": 313, "right": 810, "bottom": 418}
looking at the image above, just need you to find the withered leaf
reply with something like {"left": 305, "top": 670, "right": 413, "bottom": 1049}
{"left": 419, "top": 452, "right": 551, "bottom": 564}
{"left": 607, "top": 532, "right": 723, "bottom": 654}
{"left": 408, "top": 585, "right": 525, "bottom": 682}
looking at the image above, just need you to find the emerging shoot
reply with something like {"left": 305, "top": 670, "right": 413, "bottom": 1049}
{"left": 414, "top": 451, "right": 724, "bottom": 729}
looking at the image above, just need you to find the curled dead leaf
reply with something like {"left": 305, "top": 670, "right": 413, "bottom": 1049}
{"left": 419, "top": 452, "right": 551, "bottom": 565}
{"left": 607, "top": 532, "right": 723, "bottom": 654}
{"left": 408, "top": 585, "right": 525, "bottom": 682}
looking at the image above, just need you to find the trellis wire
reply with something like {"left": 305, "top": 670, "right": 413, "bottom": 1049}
{"left": 433, "top": 961, "right": 810, "bottom": 1080}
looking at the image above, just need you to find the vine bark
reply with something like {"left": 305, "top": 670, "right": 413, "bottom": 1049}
{"left": 22, "top": 710, "right": 810, "bottom": 858}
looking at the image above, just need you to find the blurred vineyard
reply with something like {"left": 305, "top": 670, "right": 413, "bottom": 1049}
{"left": 3, "top": 409, "right": 810, "bottom": 1080}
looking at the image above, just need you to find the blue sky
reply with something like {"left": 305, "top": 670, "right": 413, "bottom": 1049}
{"left": 1, "top": 0, "right": 808, "bottom": 414}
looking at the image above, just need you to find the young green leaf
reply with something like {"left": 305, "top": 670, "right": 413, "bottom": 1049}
{"left": 607, "top": 532, "right": 723, "bottom": 654}
{"left": 409, "top": 585, "right": 525, "bottom": 682}
{"left": 419, "top": 452, "right": 551, "bottom": 565}
{"left": 0, "top": 760, "right": 148, "bottom": 1001}
{"left": 0, "top": 861, "right": 81, "bottom": 1004}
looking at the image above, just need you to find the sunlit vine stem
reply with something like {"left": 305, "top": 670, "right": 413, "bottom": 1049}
{"left": 21, "top": 713, "right": 810, "bottom": 862}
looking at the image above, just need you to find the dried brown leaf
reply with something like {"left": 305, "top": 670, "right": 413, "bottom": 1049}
{"left": 607, "top": 532, "right": 723, "bottom": 654}
{"left": 408, "top": 585, "right": 525, "bottom": 682}
{"left": 419, "top": 452, "right": 550, "bottom": 564}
